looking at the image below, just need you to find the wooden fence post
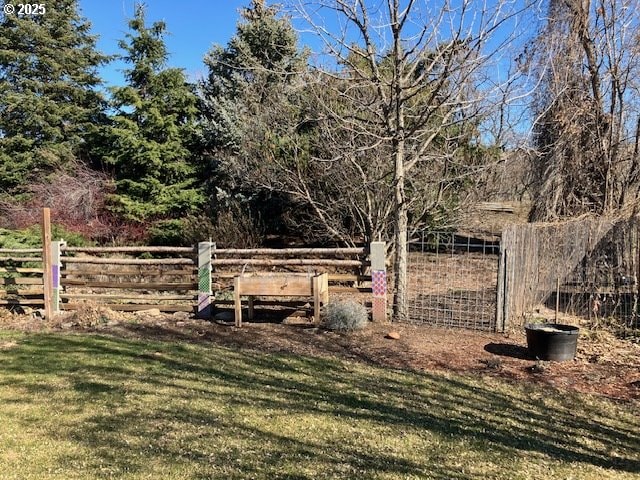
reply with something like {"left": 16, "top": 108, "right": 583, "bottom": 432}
{"left": 197, "top": 242, "right": 212, "bottom": 318}
{"left": 496, "top": 242, "right": 506, "bottom": 333}
{"left": 41, "top": 208, "right": 53, "bottom": 320}
{"left": 51, "top": 239, "right": 64, "bottom": 314}
{"left": 370, "top": 241, "right": 387, "bottom": 322}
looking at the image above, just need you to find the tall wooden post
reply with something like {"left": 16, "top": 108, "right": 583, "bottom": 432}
{"left": 370, "top": 241, "right": 387, "bottom": 322}
{"left": 41, "top": 208, "right": 53, "bottom": 319}
{"left": 496, "top": 242, "right": 506, "bottom": 332}
{"left": 51, "top": 240, "right": 64, "bottom": 314}
{"left": 197, "top": 242, "right": 212, "bottom": 318}
{"left": 234, "top": 276, "right": 242, "bottom": 328}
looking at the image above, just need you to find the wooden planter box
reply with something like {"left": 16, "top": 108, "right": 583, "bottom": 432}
{"left": 233, "top": 273, "right": 329, "bottom": 327}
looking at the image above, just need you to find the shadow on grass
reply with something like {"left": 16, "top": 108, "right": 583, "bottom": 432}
{"left": 0, "top": 332, "right": 638, "bottom": 479}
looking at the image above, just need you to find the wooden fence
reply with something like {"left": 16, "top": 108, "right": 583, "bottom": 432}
{"left": 201, "top": 244, "right": 376, "bottom": 316}
{"left": 1, "top": 241, "right": 387, "bottom": 322}
{"left": 500, "top": 216, "right": 640, "bottom": 327}
{"left": 0, "top": 248, "right": 44, "bottom": 309}
{"left": 60, "top": 245, "right": 198, "bottom": 312}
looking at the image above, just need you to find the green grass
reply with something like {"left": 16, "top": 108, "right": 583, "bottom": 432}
{"left": 0, "top": 331, "right": 638, "bottom": 479}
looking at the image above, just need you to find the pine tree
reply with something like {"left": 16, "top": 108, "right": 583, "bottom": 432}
{"left": 200, "top": 0, "right": 305, "bottom": 155}
{"left": 199, "top": 0, "right": 307, "bottom": 237}
{"left": 103, "top": 5, "right": 203, "bottom": 223}
{"left": 0, "top": 0, "right": 107, "bottom": 191}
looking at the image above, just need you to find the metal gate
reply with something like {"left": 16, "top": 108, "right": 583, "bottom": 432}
{"left": 402, "top": 232, "right": 501, "bottom": 331}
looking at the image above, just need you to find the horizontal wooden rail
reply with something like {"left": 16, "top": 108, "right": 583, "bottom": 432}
{"left": 327, "top": 274, "right": 372, "bottom": 282}
{"left": 0, "top": 257, "right": 43, "bottom": 262}
{"left": 216, "top": 286, "right": 371, "bottom": 295}
{"left": 61, "top": 280, "right": 196, "bottom": 290}
{"left": 0, "top": 299, "right": 44, "bottom": 305}
{"left": 61, "top": 293, "right": 196, "bottom": 301}
{"left": 63, "top": 246, "right": 195, "bottom": 253}
{"left": 0, "top": 288, "right": 44, "bottom": 296}
{"left": 0, "top": 248, "right": 42, "bottom": 254}
{"left": 214, "top": 248, "right": 365, "bottom": 255}
{"left": 61, "top": 257, "right": 194, "bottom": 265}
{"left": 62, "top": 268, "right": 195, "bottom": 277}
{"left": 62, "top": 303, "right": 194, "bottom": 312}
{"left": 214, "top": 299, "right": 315, "bottom": 307}
{"left": 214, "top": 299, "right": 375, "bottom": 308}
{"left": 212, "top": 259, "right": 365, "bottom": 267}
{"left": 328, "top": 286, "right": 372, "bottom": 294}
{"left": 0, "top": 268, "right": 43, "bottom": 274}
{"left": 0, "top": 278, "right": 43, "bottom": 285}
{"left": 212, "top": 272, "right": 371, "bottom": 282}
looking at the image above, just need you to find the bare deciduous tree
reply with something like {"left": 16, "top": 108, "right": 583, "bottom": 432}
{"left": 287, "top": 0, "right": 532, "bottom": 318}
{"left": 529, "top": 0, "right": 640, "bottom": 220}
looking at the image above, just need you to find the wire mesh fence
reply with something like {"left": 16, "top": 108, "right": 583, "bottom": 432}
{"left": 400, "top": 232, "right": 501, "bottom": 331}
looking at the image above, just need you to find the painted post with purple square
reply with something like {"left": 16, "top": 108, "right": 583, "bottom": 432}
{"left": 370, "top": 241, "right": 387, "bottom": 323}
{"left": 197, "top": 242, "right": 213, "bottom": 318}
{"left": 51, "top": 240, "right": 64, "bottom": 313}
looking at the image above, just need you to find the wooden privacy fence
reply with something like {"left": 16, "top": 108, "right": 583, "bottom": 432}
{"left": 1, "top": 240, "right": 387, "bottom": 322}
{"left": 500, "top": 215, "right": 640, "bottom": 327}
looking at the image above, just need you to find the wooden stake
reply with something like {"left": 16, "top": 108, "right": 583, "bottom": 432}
{"left": 234, "top": 276, "right": 242, "bottom": 328}
{"left": 555, "top": 277, "right": 560, "bottom": 323}
{"left": 313, "top": 275, "right": 321, "bottom": 324}
{"left": 41, "top": 208, "right": 53, "bottom": 320}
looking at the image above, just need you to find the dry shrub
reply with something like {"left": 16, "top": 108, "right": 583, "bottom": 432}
{"left": 0, "top": 162, "right": 153, "bottom": 244}
{"left": 210, "top": 205, "right": 264, "bottom": 248}
{"left": 0, "top": 161, "right": 115, "bottom": 239}
{"left": 324, "top": 300, "right": 369, "bottom": 332}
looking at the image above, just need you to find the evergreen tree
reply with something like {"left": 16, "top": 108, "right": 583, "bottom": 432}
{"left": 103, "top": 5, "right": 203, "bottom": 222}
{"left": 0, "top": 0, "right": 107, "bottom": 191}
{"left": 199, "top": 0, "right": 307, "bottom": 234}
{"left": 200, "top": 0, "right": 305, "bottom": 154}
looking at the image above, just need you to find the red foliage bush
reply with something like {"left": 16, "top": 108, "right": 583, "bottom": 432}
{"left": 0, "top": 162, "right": 148, "bottom": 243}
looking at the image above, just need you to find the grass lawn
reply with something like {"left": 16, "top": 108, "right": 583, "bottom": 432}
{"left": 0, "top": 331, "right": 638, "bottom": 479}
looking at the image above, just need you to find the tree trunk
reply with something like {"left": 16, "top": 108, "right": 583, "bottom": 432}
{"left": 393, "top": 139, "right": 408, "bottom": 320}
{"left": 391, "top": 1, "right": 408, "bottom": 320}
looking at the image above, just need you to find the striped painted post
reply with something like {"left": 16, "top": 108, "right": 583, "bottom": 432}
{"left": 197, "top": 242, "right": 213, "bottom": 318}
{"left": 370, "top": 241, "right": 387, "bottom": 322}
{"left": 51, "top": 240, "right": 64, "bottom": 314}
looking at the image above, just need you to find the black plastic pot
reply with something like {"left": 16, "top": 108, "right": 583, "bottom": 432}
{"left": 524, "top": 323, "right": 579, "bottom": 361}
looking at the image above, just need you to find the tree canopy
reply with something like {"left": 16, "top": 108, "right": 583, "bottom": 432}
{"left": 100, "top": 4, "right": 204, "bottom": 223}
{"left": 0, "top": 0, "right": 107, "bottom": 192}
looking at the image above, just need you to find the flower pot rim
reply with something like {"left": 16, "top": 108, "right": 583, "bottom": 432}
{"left": 524, "top": 323, "right": 579, "bottom": 334}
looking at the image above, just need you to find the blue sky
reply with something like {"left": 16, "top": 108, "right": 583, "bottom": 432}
{"left": 78, "top": 0, "right": 252, "bottom": 87}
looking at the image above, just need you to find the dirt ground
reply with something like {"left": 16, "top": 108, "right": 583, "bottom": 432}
{"left": 1, "top": 306, "right": 639, "bottom": 403}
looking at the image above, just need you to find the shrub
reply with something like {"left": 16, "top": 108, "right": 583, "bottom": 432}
{"left": 147, "top": 215, "right": 218, "bottom": 246}
{"left": 210, "top": 205, "right": 264, "bottom": 248}
{"left": 324, "top": 300, "right": 369, "bottom": 332}
{"left": 0, "top": 225, "right": 90, "bottom": 249}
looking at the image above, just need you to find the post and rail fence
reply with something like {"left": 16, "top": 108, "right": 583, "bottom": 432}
{"left": 0, "top": 235, "right": 388, "bottom": 323}
{"left": 6, "top": 210, "right": 638, "bottom": 332}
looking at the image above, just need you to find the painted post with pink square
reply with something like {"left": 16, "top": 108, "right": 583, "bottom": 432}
{"left": 370, "top": 241, "right": 387, "bottom": 322}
